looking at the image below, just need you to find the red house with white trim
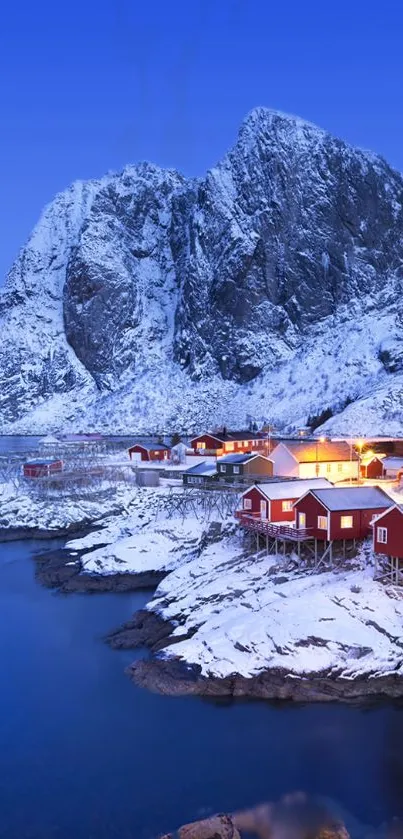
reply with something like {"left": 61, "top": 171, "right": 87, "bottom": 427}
{"left": 294, "top": 486, "right": 392, "bottom": 541}
{"left": 360, "top": 453, "right": 385, "bottom": 479}
{"left": 23, "top": 459, "right": 63, "bottom": 478}
{"left": 372, "top": 505, "right": 403, "bottom": 560}
{"left": 190, "top": 430, "right": 268, "bottom": 456}
{"left": 128, "top": 443, "right": 170, "bottom": 462}
{"left": 237, "top": 478, "right": 332, "bottom": 522}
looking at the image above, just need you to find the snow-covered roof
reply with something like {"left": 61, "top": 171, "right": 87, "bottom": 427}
{"left": 25, "top": 458, "right": 62, "bottom": 466}
{"left": 218, "top": 453, "right": 265, "bottom": 464}
{"left": 248, "top": 478, "right": 332, "bottom": 501}
{"left": 40, "top": 435, "right": 60, "bottom": 445}
{"left": 277, "top": 440, "right": 358, "bottom": 463}
{"left": 383, "top": 457, "right": 403, "bottom": 469}
{"left": 191, "top": 430, "right": 264, "bottom": 443}
{"left": 185, "top": 463, "right": 218, "bottom": 477}
{"left": 128, "top": 442, "right": 170, "bottom": 452}
{"left": 308, "top": 486, "right": 391, "bottom": 512}
{"left": 360, "top": 452, "right": 386, "bottom": 464}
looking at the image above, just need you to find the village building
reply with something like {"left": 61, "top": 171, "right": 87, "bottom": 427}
{"left": 293, "top": 486, "right": 392, "bottom": 541}
{"left": 190, "top": 430, "right": 269, "bottom": 456}
{"left": 237, "top": 478, "right": 333, "bottom": 522}
{"left": 269, "top": 440, "right": 359, "bottom": 481}
{"left": 382, "top": 456, "right": 403, "bottom": 480}
{"left": 360, "top": 452, "right": 385, "bottom": 479}
{"left": 23, "top": 459, "right": 63, "bottom": 478}
{"left": 128, "top": 443, "right": 171, "bottom": 462}
{"left": 170, "top": 441, "right": 188, "bottom": 464}
{"left": 217, "top": 453, "right": 273, "bottom": 482}
{"left": 372, "top": 505, "right": 403, "bottom": 584}
{"left": 183, "top": 463, "right": 219, "bottom": 486}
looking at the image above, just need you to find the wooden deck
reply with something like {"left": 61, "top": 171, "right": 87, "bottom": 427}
{"left": 237, "top": 514, "right": 312, "bottom": 542}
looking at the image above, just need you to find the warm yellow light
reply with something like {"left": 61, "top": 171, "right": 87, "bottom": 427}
{"left": 319, "top": 436, "right": 326, "bottom": 443}
{"left": 366, "top": 449, "right": 374, "bottom": 457}
{"left": 356, "top": 438, "right": 364, "bottom": 449}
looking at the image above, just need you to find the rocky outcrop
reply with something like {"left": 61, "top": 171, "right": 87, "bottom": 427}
{"left": 160, "top": 793, "right": 351, "bottom": 839}
{"left": 34, "top": 548, "right": 167, "bottom": 593}
{"left": 1, "top": 109, "right": 403, "bottom": 434}
{"left": 129, "top": 657, "right": 403, "bottom": 703}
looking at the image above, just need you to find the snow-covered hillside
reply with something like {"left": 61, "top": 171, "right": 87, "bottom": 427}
{"left": 1, "top": 108, "right": 403, "bottom": 435}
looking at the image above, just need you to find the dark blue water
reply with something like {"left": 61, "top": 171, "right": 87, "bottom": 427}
{"left": 1, "top": 540, "right": 403, "bottom": 838}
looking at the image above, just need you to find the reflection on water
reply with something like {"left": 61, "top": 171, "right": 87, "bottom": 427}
{"left": 0, "top": 540, "right": 403, "bottom": 839}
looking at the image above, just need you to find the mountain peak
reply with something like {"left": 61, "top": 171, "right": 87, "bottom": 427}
{"left": 1, "top": 108, "right": 403, "bottom": 435}
{"left": 240, "top": 106, "right": 326, "bottom": 138}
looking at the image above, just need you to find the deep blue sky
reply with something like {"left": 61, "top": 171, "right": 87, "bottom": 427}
{"left": 1, "top": 0, "right": 403, "bottom": 281}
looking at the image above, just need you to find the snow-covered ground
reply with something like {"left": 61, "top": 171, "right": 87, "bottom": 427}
{"left": 0, "top": 479, "right": 163, "bottom": 533}
{"left": 141, "top": 535, "right": 403, "bottom": 683}
{"left": 66, "top": 508, "right": 208, "bottom": 576}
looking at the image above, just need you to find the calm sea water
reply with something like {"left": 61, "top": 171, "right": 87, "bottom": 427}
{"left": 0, "top": 540, "right": 403, "bottom": 839}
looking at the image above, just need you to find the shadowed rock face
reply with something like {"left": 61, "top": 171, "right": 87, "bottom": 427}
{"left": 1, "top": 109, "right": 403, "bottom": 429}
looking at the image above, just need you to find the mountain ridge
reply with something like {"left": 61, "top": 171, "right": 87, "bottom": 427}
{"left": 1, "top": 108, "right": 403, "bottom": 435}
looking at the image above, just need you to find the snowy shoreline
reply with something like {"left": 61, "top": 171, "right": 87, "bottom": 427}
{"left": 7, "top": 483, "right": 403, "bottom": 704}
{"left": 107, "top": 535, "right": 403, "bottom": 703}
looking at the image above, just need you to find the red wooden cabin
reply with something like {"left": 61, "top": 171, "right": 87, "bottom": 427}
{"left": 237, "top": 478, "right": 332, "bottom": 522}
{"left": 360, "top": 454, "right": 385, "bottom": 479}
{"left": 372, "top": 505, "right": 403, "bottom": 559}
{"left": 190, "top": 430, "right": 268, "bottom": 456}
{"left": 23, "top": 459, "right": 63, "bottom": 478}
{"left": 294, "top": 486, "right": 392, "bottom": 541}
{"left": 128, "top": 443, "right": 170, "bottom": 462}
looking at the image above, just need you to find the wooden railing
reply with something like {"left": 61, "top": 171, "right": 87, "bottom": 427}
{"left": 237, "top": 514, "right": 313, "bottom": 541}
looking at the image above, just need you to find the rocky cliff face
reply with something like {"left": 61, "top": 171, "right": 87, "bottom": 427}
{"left": 1, "top": 108, "right": 403, "bottom": 434}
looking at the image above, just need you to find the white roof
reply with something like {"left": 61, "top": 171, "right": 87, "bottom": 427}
{"left": 383, "top": 457, "right": 403, "bottom": 469}
{"left": 246, "top": 478, "right": 332, "bottom": 501}
{"left": 360, "top": 452, "right": 385, "bottom": 464}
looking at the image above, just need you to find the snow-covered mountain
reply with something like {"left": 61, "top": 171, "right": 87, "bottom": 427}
{"left": 1, "top": 108, "right": 403, "bottom": 435}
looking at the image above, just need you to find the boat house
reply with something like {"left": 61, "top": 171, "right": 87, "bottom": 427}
{"left": 294, "top": 486, "right": 392, "bottom": 541}
{"left": 237, "top": 478, "right": 333, "bottom": 522}
{"left": 128, "top": 443, "right": 171, "bottom": 462}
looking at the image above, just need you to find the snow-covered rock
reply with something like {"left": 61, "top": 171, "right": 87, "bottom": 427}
{"left": 1, "top": 108, "right": 403, "bottom": 435}
{"left": 129, "top": 537, "right": 403, "bottom": 700}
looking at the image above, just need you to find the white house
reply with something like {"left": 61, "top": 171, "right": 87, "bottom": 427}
{"left": 269, "top": 440, "right": 359, "bottom": 481}
{"left": 382, "top": 457, "right": 403, "bottom": 479}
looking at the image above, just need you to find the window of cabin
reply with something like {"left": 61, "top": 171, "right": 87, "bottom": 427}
{"left": 326, "top": 463, "right": 331, "bottom": 473}
{"left": 197, "top": 441, "right": 206, "bottom": 449}
{"left": 377, "top": 526, "right": 388, "bottom": 544}
{"left": 337, "top": 463, "right": 343, "bottom": 473}
{"left": 220, "top": 465, "right": 226, "bottom": 472}
{"left": 225, "top": 442, "right": 234, "bottom": 452}
{"left": 233, "top": 466, "right": 240, "bottom": 474}
{"left": 282, "top": 500, "right": 293, "bottom": 512}
{"left": 340, "top": 515, "right": 353, "bottom": 529}
{"left": 243, "top": 498, "right": 252, "bottom": 510}
{"left": 318, "top": 515, "right": 328, "bottom": 529}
